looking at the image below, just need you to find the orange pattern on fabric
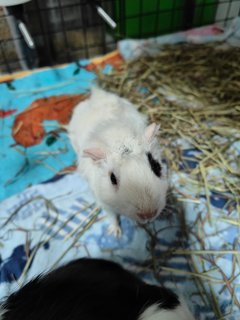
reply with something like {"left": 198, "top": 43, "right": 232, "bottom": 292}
{"left": 12, "top": 94, "right": 88, "bottom": 147}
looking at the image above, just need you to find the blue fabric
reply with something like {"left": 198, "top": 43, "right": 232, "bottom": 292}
{"left": 0, "top": 169, "right": 239, "bottom": 320}
{"left": 0, "top": 61, "right": 95, "bottom": 201}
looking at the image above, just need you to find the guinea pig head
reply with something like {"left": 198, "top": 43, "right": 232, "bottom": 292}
{"left": 83, "top": 123, "right": 168, "bottom": 222}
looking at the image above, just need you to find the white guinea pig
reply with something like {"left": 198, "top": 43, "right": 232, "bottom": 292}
{"left": 68, "top": 88, "right": 168, "bottom": 236}
{"left": 0, "top": 258, "right": 195, "bottom": 320}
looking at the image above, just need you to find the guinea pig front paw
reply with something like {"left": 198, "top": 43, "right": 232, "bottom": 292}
{"left": 107, "top": 223, "right": 122, "bottom": 238}
{"left": 105, "top": 212, "right": 122, "bottom": 238}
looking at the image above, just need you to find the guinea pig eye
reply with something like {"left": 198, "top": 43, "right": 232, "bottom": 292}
{"left": 147, "top": 152, "right": 162, "bottom": 178}
{"left": 110, "top": 172, "right": 118, "bottom": 186}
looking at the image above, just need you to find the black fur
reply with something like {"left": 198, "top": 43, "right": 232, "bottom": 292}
{"left": 147, "top": 153, "right": 162, "bottom": 178}
{"left": 1, "top": 258, "right": 179, "bottom": 320}
{"left": 110, "top": 172, "right": 118, "bottom": 185}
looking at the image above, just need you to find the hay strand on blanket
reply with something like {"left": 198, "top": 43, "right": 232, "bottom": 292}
{"left": 96, "top": 42, "right": 240, "bottom": 313}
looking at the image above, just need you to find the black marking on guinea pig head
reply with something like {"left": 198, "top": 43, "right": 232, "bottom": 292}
{"left": 147, "top": 152, "right": 162, "bottom": 178}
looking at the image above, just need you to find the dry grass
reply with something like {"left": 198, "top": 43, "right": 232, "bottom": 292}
{"left": 97, "top": 42, "right": 240, "bottom": 204}
{"left": 96, "top": 42, "right": 240, "bottom": 313}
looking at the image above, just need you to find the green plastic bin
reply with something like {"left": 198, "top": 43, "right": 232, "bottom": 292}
{"left": 113, "top": 0, "right": 218, "bottom": 39}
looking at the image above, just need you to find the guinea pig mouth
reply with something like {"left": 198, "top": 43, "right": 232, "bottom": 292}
{"left": 137, "top": 211, "right": 157, "bottom": 221}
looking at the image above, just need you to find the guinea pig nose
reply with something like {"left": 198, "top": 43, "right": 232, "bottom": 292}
{"left": 137, "top": 211, "right": 157, "bottom": 220}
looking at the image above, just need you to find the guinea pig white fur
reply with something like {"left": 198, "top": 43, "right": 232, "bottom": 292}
{"left": 68, "top": 88, "right": 168, "bottom": 236}
{"left": 0, "top": 258, "right": 195, "bottom": 320}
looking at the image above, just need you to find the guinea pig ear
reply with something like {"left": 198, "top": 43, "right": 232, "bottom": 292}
{"left": 144, "top": 123, "right": 160, "bottom": 143}
{"left": 83, "top": 148, "right": 106, "bottom": 161}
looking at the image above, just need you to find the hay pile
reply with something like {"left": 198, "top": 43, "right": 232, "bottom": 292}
{"left": 97, "top": 43, "right": 240, "bottom": 315}
{"left": 97, "top": 43, "right": 240, "bottom": 212}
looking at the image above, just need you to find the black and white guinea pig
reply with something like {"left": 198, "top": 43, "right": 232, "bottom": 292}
{"left": 0, "top": 258, "right": 195, "bottom": 320}
{"left": 68, "top": 88, "right": 168, "bottom": 237}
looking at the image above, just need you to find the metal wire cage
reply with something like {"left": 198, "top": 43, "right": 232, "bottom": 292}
{"left": 0, "top": 0, "right": 239, "bottom": 73}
